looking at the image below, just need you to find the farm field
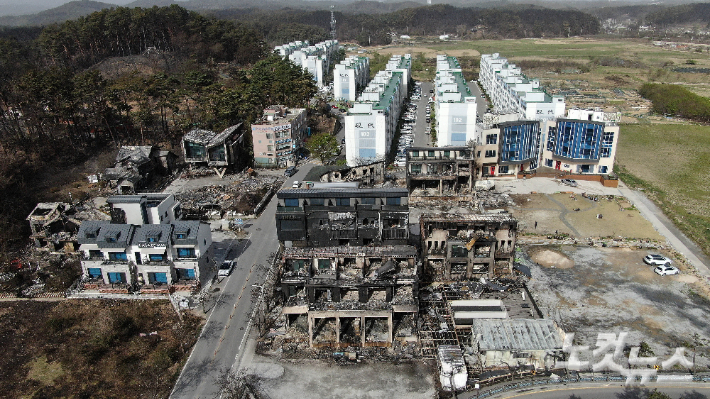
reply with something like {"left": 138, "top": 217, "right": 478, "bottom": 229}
{"left": 616, "top": 123, "right": 710, "bottom": 259}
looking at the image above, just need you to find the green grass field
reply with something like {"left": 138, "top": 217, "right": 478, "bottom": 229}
{"left": 616, "top": 123, "right": 710, "bottom": 257}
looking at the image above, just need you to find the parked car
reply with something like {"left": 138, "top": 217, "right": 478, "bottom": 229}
{"left": 284, "top": 166, "right": 297, "bottom": 177}
{"left": 654, "top": 264, "right": 679, "bottom": 276}
{"left": 292, "top": 181, "right": 301, "bottom": 188}
{"left": 341, "top": 138, "right": 345, "bottom": 144}
{"left": 561, "top": 178, "right": 578, "bottom": 187}
{"left": 644, "top": 254, "right": 672, "bottom": 266}
{"left": 218, "top": 259, "right": 235, "bottom": 277}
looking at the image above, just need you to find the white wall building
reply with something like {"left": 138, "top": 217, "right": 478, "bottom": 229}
{"left": 107, "top": 193, "right": 181, "bottom": 226}
{"left": 479, "top": 53, "right": 565, "bottom": 121}
{"left": 275, "top": 40, "right": 339, "bottom": 88}
{"left": 434, "top": 55, "right": 478, "bottom": 146}
{"left": 344, "top": 55, "right": 411, "bottom": 166}
{"left": 333, "top": 56, "right": 370, "bottom": 101}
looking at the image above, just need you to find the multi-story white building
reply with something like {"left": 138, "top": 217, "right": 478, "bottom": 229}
{"left": 78, "top": 220, "right": 212, "bottom": 290}
{"left": 333, "top": 56, "right": 370, "bottom": 101}
{"left": 275, "top": 40, "right": 339, "bottom": 88}
{"left": 344, "top": 55, "right": 411, "bottom": 166}
{"left": 251, "top": 105, "right": 307, "bottom": 167}
{"left": 540, "top": 108, "right": 620, "bottom": 175}
{"left": 107, "top": 193, "right": 181, "bottom": 225}
{"left": 434, "top": 55, "right": 478, "bottom": 146}
{"left": 479, "top": 53, "right": 565, "bottom": 121}
{"left": 475, "top": 108, "right": 620, "bottom": 177}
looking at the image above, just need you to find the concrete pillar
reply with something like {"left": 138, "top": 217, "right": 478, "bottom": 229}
{"left": 308, "top": 314, "right": 314, "bottom": 347}
{"left": 387, "top": 314, "right": 393, "bottom": 344}
{"left": 386, "top": 287, "right": 393, "bottom": 302}
{"left": 336, "top": 316, "right": 341, "bottom": 344}
{"left": 361, "top": 316, "right": 366, "bottom": 346}
{"left": 439, "top": 179, "right": 443, "bottom": 195}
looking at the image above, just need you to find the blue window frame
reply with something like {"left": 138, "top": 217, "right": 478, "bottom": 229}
{"left": 108, "top": 252, "right": 127, "bottom": 261}
{"left": 107, "top": 272, "right": 126, "bottom": 283}
{"left": 386, "top": 197, "right": 401, "bottom": 206}
{"left": 177, "top": 248, "right": 196, "bottom": 258}
{"left": 554, "top": 121, "right": 603, "bottom": 160}
{"left": 284, "top": 198, "right": 299, "bottom": 207}
{"left": 148, "top": 272, "right": 168, "bottom": 284}
{"left": 87, "top": 268, "right": 102, "bottom": 278}
{"left": 599, "top": 166, "right": 608, "bottom": 174}
{"left": 335, "top": 198, "right": 350, "bottom": 206}
{"left": 149, "top": 253, "right": 165, "bottom": 261}
{"left": 500, "top": 122, "right": 539, "bottom": 163}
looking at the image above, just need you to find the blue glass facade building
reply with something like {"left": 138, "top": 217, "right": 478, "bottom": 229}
{"left": 553, "top": 120, "right": 604, "bottom": 160}
{"left": 499, "top": 121, "right": 541, "bottom": 166}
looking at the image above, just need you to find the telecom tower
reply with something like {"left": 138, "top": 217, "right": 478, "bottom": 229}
{"left": 330, "top": 5, "right": 337, "bottom": 40}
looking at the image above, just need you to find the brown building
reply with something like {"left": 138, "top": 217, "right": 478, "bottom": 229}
{"left": 420, "top": 213, "right": 518, "bottom": 281}
{"left": 279, "top": 245, "right": 419, "bottom": 347}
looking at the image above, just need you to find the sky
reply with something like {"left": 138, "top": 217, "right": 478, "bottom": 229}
{"left": 0, "top": 0, "right": 136, "bottom": 17}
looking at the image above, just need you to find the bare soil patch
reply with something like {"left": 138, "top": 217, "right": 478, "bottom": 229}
{"left": 529, "top": 248, "right": 574, "bottom": 269}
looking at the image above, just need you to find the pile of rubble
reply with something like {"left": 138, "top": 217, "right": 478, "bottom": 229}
{"left": 176, "top": 175, "right": 283, "bottom": 219}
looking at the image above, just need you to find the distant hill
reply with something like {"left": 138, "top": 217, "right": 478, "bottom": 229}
{"left": 0, "top": 0, "right": 117, "bottom": 27}
{"left": 645, "top": 2, "right": 710, "bottom": 26}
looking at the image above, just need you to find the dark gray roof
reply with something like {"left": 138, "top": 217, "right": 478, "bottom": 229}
{"left": 116, "top": 145, "right": 154, "bottom": 165}
{"left": 107, "top": 193, "right": 171, "bottom": 204}
{"left": 277, "top": 188, "right": 408, "bottom": 198}
{"left": 77, "top": 221, "right": 112, "bottom": 245}
{"left": 172, "top": 221, "right": 202, "bottom": 245}
{"left": 96, "top": 224, "right": 135, "bottom": 249}
{"left": 132, "top": 224, "right": 172, "bottom": 245}
{"left": 184, "top": 123, "right": 243, "bottom": 146}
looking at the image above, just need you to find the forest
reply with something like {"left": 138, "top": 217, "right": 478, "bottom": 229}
{"left": 0, "top": 5, "right": 318, "bottom": 259}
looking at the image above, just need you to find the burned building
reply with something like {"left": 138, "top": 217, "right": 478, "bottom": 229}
{"left": 279, "top": 245, "right": 419, "bottom": 347}
{"left": 103, "top": 145, "right": 176, "bottom": 194}
{"left": 182, "top": 124, "right": 248, "bottom": 176}
{"left": 304, "top": 160, "right": 386, "bottom": 188}
{"left": 26, "top": 202, "right": 79, "bottom": 252}
{"left": 406, "top": 146, "right": 476, "bottom": 199}
{"left": 275, "top": 188, "right": 409, "bottom": 247}
{"left": 420, "top": 214, "right": 518, "bottom": 280}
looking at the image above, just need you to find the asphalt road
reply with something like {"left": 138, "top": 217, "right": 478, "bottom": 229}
{"left": 465, "top": 384, "right": 710, "bottom": 399}
{"left": 170, "top": 164, "right": 313, "bottom": 399}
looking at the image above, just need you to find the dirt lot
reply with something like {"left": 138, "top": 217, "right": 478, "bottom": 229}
{"left": 0, "top": 299, "right": 202, "bottom": 399}
{"left": 248, "top": 356, "right": 436, "bottom": 399}
{"left": 509, "top": 193, "right": 664, "bottom": 240}
{"left": 523, "top": 245, "right": 710, "bottom": 369}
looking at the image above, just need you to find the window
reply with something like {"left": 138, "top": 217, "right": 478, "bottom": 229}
{"left": 266, "top": 133, "right": 273, "bottom": 139}
{"left": 267, "top": 145, "right": 274, "bottom": 151}
{"left": 427, "top": 150, "right": 435, "bottom": 157}
{"left": 410, "top": 164, "right": 422, "bottom": 174}
{"left": 281, "top": 220, "right": 302, "bottom": 231}
{"left": 486, "top": 134, "right": 498, "bottom": 144}
{"left": 335, "top": 198, "right": 350, "bottom": 206}
{"left": 284, "top": 198, "right": 299, "bottom": 207}
{"left": 105, "top": 231, "right": 120, "bottom": 243}
{"left": 177, "top": 248, "right": 196, "bottom": 258}
{"left": 545, "top": 159, "right": 553, "bottom": 167}
{"left": 485, "top": 150, "right": 497, "bottom": 158}
{"left": 443, "top": 151, "right": 450, "bottom": 158}
{"left": 108, "top": 252, "right": 127, "bottom": 261}
{"left": 386, "top": 197, "right": 401, "bottom": 206}
{"left": 499, "top": 165, "right": 509, "bottom": 174}
{"left": 87, "top": 268, "right": 102, "bottom": 278}
{"left": 309, "top": 198, "right": 325, "bottom": 206}
{"left": 318, "top": 259, "right": 330, "bottom": 270}
{"left": 451, "top": 245, "right": 468, "bottom": 258}
{"left": 88, "top": 250, "right": 102, "bottom": 259}
{"left": 84, "top": 228, "right": 99, "bottom": 239}
{"left": 175, "top": 229, "right": 189, "bottom": 239}
{"left": 149, "top": 253, "right": 165, "bottom": 261}
{"left": 411, "top": 150, "right": 419, "bottom": 157}
{"left": 360, "top": 198, "right": 376, "bottom": 205}
{"left": 599, "top": 166, "right": 608, "bottom": 174}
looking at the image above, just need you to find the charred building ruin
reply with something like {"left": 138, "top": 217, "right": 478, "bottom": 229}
{"left": 279, "top": 245, "right": 419, "bottom": 347}
{"left": 420, "top": 214, "right": 518, "bottom": 281}
{"left": 406, "top": 146, "right": 476, "bottom": 199}
{"left": 275, "top": 188, "right": 409, "bottom": 247}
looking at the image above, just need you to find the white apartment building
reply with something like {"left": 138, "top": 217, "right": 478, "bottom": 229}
{"left": 434, "top": 55, "right": 478, "bottom": 146}
{"left": 479, "top": 53, "right": 565, "bottom": 121}
{"left": 275, "top": 40, "right": 339, "bottom": 88}
{"left": 344, "top": 55, "right": 411, "bottom": 166}
{"left": 333, "top": 56, "right": 370, "bottom": 101}
{"left": 107, "top": 193, "right": 181, "bottom": 226}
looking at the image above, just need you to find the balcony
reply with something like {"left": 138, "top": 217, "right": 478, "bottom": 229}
{"left": 382, "top": 228, "right": 407, "bottom": 240}
{"left": 276, "top": 205, "right": 303, "bottom": 212}
{"left": 140, "top": 283, "right": 171, "bottom": 295}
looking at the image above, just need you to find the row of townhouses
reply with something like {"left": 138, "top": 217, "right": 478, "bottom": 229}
{"left": 274, "top": 40, "right": 340, "bottom": 88}
{"left": 344, "top": 54, "right": 412, "bottom": 166}
{"left": 73, "top": 194, "right": 212, "bottom": 293}
{"left": 333, "top": 55, "right": 370, "bottom": 102}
